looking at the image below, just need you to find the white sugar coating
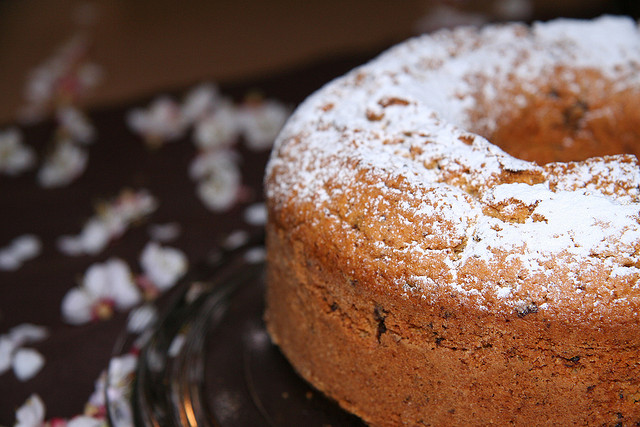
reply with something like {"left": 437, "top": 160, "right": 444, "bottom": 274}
{"left": 266, "top": 16, "right": 640, "bottom": 319}
{"left": 474, "top": 184, "right": 639, "bottom": 257}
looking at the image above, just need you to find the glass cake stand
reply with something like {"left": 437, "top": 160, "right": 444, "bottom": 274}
{"left": 106, "top": 236, "right": 364, "bottom": 426}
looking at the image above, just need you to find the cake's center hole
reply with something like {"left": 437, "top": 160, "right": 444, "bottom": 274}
{"left": 476, "top": 69, "right": 640, "bottom": 165}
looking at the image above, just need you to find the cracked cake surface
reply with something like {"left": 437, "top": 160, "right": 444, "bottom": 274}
{"left": 265, "top": 16, "right": 640, "bottom": 426}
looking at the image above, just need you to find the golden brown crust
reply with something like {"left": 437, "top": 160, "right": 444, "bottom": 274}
{"left": 265, "top": 220, "right": 640, "bottom": 425}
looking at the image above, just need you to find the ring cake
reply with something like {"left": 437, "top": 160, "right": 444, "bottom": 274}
{"left": 264, "top": 16, "right": 640, "bottom": 426}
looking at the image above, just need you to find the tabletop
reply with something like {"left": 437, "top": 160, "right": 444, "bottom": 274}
{"left": 0, "top": 1, "right": 637, "bottom": 425}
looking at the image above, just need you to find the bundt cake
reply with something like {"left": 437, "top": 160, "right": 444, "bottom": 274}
{"left": 265, "top": 16, "right": 640, "bottom": 426}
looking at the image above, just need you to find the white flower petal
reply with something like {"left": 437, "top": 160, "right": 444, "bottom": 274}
{"left": 132, "top": 329, "right": 153, "bottom": 350}
{"left": 10, "top": 234, "right": 42, "bottom": 261}
{"left": 57, "top": 189, "right": 158, "bottom": 257}
{"left": 66, "top": 416, "right": 105, "bottom": 427}
{"left": 56, "top": 234, "right": 85, "bottom": 256}
{"left": 126, "top": 96, "right": 186, "bottom": 142}
{"left": 0, "top": 128, "right": 36, "bottom": 176}
{"left": 0, "top": 336, "right": 17, "bottom": 374}
{"left": 87, "top": 371, "right": 107, "bottom": 408}
{"left": 0, "top": 248, "right": 21, "bottom": 271}
{"left": 57, "top": 106, "right": 95, "bottom": 144}
{"left": 37, "top": 141, "right": 88, "bottom": 188}
{"left": 14, "top": 394, "right": 45, "bottom": 427}
{"left": 104, "top": 259, "right": 141, "bottom": 309}
{"left": 107, "top": 353, "right": 137, "bottom": 388}
{"left": 182, "top": 83, "right": 220, "bottom": 123}
{"left": 193, "top": 102, "right": 240, "bottom": 150}
{"left": 168, "top": 333, "right": 186, "bottom": 357}
{"left": 105, "top": 398, "right": 133, "bottom": 427}
{"left": 61, "top": 287, "right": 94, "bottom": 325}
{"left": 83, "top": 263, "right": 110, "bottom": 298}
{"left": 79, "top": 218, "right": 111, "bottom": 256}
{"left": 111, "top": 278, "right": 142, "bottom": 311}
{"left": 12, "top": 348, "right": 45, "bottom": 381}
{"left": 197, "top": 173, "right": 240, "bottom": 212}
{"left": 20, "top": 34, "right": 101, "bottom": 123}
{"left": 239, "top": 100, "right": 289, "bottom": 150}
{"left": 223, "top": 229, "right": 249, "bottom": 250}
{"left": 244, "top": 246, "right": 266, "bottom": 264}
{"left": 109, "top": 189, "right": 158, "bottom": 228}
{"left": 8, "top": 147, "right": 37, "bottom": 175}
{"left": 65, "top": 258, "right": 142, "bottom": 324}
{"left": 99, "top": 211, "right": 126, "bottom": 238}
{"left": 104, "top": 258, "right": 133, "bottom": 284}
{"left": 9, "top": 324, "right": 49, "bottom": 346}
{"left": 147, "top": 222, "right": 181, "bottom": 242}
{"left": 191, "top": 152, "right": 242, "bottom": 212}
{"left": 243, "top": 202, "right": 267, "bottom": 226}
{"left": 0, "top": 235, "right": 42, "bottom": 271}
{"left": 184, "top": 282, "right": 207, "bottom": 304}
{"left": 126, "top": 110, "right": 147, "bottom": 134}
{"left": 140, "top": 242, "right": 188, "bottom": 291}
{"left": 188, "top": 149, "right": 238, "bottom": 181}
{"left": 127, "top": 304, "right": 158, "bottom": 334}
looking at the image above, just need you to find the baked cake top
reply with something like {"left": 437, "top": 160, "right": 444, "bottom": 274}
{"left": 266, "top": 16, "right": 640, "bottom": 323}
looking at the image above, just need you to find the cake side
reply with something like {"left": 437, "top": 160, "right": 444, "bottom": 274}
{"left": 265, "top": 215, "right": 640, "bottom": 425}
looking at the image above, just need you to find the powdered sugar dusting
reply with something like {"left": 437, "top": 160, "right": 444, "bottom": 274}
{"left": 477, "top": 183, "right": 639, "bottom": 258}
{"left": 266, "top": 16, "right": 640, "bottom": 320}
